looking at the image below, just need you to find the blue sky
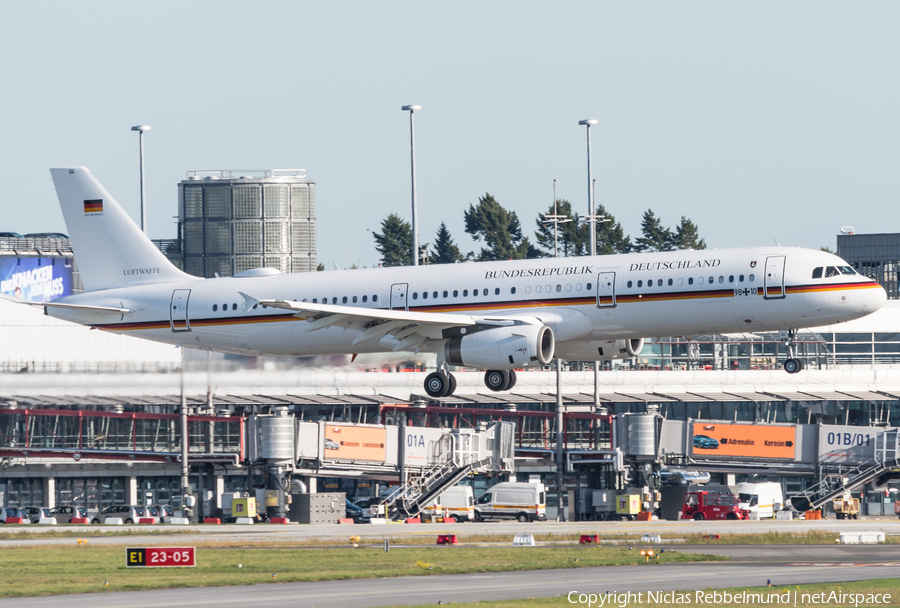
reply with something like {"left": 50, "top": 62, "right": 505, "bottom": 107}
{"left": 2, "top": 1, "right": 898, "bottom": 268}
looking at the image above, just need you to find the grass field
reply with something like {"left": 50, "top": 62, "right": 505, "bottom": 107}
{"left": 0, "top": 543, "right": 723, "bottom": 598}
{"left": 385, "top": 579, "right": 900, "bottom": 607}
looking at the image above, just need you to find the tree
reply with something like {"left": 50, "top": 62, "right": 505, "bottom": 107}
{"left": 594, "top": 204, "right": 633, "bottom": 255}
{"left": 821, "top": 246, "right": 835, "bottom": 254}
{"left": 316, "top": 263, "right": 324, "bottom": 271}
{"left": 431, "top": 222, "right": 464, "bottom": 264}
{"left": 464, "top": 193, "right": 542, "bottom": 261}
{"left": 634, "top": 209, "right": 673, "bottom": 252}
{"left": 671, "top": 216, "right": 706, "bottom": 250}
{"left": 373, "top": 213, "right": 413, "bottom": 267}
{"left": 535, "top": 199, "right": 583, "bottom": 257}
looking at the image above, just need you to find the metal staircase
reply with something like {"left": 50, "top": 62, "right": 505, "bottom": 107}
{"left": 793, "top": 429, "right": 900, "bottom": 511}
{"left": 381, "top": 421, "right": 515, "bottom": 520}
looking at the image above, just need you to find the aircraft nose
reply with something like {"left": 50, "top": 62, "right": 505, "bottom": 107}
{"left": 867, "top": 282, "right": 887, "bottom": 313}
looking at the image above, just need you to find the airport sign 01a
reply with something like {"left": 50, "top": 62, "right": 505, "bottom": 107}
{"left": 690, "top": 422, "right": 796, "bottom": 459}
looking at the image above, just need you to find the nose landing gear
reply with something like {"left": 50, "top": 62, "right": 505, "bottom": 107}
{"left": 780, "top": 329, "right": 803, "bottom": 374}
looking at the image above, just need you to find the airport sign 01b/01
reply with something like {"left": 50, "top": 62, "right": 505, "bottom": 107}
{"left": 690, "top": 422, "right": 796, "bottom": 459}
{"left": 126, "top": 547, "right": 196, "bottom": 568}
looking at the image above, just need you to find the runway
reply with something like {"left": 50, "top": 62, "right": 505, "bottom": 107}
{"left": 3, "top": 546, "right": 898, "bottom": 608}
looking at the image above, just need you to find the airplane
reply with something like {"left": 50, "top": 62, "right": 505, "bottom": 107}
{"left": 10, "top": 167, "right": 887, "bottom": 397}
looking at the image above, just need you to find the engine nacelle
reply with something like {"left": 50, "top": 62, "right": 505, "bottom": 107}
{"left": 445, "top": 322, "right": 554, "bottom": 369}
{"left": 554, "top": 337, "right": 645, "bottom": 361}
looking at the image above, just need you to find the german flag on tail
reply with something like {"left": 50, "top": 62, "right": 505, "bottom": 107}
{"left": 84, "top": 199, "right": 103, "bottom": 213}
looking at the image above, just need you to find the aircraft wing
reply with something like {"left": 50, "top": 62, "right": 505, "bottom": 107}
{"left": 238, "top": 291, "right": 479, "bottom": 351}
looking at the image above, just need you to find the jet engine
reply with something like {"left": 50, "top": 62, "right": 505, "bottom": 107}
{"left": 444, "top": 322, "right": 554, "bottom": 369}
{"left": 554, "top": 337, "right": 645, "bottom": 361}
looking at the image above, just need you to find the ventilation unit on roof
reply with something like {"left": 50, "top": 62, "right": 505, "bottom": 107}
{"left": 841, "top": 226, "right": 855, "bottom": 235}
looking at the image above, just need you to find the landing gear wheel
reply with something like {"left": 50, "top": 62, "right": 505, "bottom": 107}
{"left": 505, "top": 369, "right": 518, "bottom": 391}
{"left": 784, "top": 358, "right": 802, "bottom": 374}
{"left": 447, "top": 373, "right": 457, "bottom": 396}
{"left": 424, "top": 372, "right": 451, "bottom": 398}
{"left": 484, "top": 370, "right": 510, "bottom": 392}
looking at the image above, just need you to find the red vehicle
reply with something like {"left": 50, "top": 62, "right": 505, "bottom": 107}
{"left": 682, "top": 491, "right": 750, "bottom": 521}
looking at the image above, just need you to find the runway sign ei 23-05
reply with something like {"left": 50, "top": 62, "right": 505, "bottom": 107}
{"left": 126, "top": 547, "right": 196, "bottom": 568}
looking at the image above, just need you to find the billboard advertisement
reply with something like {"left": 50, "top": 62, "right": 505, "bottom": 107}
{"left": 690, "top": 422, "right": 796, "bottom": 459}
{"left": 323, "top": 424, "right": 386, "bottom": 462}
{"left": 0, "top": 257, "right": 73, "bottom": 302}
{"left": 818, "top": 425, "right": 879, "bottom": 465}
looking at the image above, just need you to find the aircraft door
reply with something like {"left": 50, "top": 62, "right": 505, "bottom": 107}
{"left": 390, "top": 283, "right": 409, "bottom": 311}
{"left": 596, "top": 272, "right": 616, "bottom": 308}
{"left": 170, "top": 289, "right": 192, "bottom": 331}
{"left": 763, "top": 256, "right": 786, "bottom": 300}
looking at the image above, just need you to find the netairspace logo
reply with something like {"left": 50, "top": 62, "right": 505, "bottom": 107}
{"left": 1, "top": 266, "right": 65, "bottom": 300}
{"left": 567, "top": 590, "right": 892, "bottom": 607}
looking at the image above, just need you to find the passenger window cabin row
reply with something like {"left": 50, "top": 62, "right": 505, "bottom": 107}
{"left": 626, "top": 274, "right": 756, "bottom": 289}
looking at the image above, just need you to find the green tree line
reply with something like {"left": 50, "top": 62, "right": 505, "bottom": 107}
{"left": 373, "top": 193, "right": 705, "bottom": 267}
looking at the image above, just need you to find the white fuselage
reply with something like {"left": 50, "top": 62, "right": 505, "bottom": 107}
{"left": 47, "top": 247, "right": 886, "bottom": 360}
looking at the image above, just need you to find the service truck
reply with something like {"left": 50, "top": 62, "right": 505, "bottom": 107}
{"left": 474, "top": 482, "right": 546, "bottom": 522}
{"left": 682, "top": 490, "right": 749, "bottom": 521}
{"left": 737, "top": 482, "right": 784, "bottom": 519}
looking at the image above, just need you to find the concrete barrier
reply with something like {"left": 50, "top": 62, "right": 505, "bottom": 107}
{"left": 776, "top": 511, "right": 794, "bottom": 521}
{"left": 641, "top": 534, "right": 662, "bottom": 543}
{"left": 513, "top": 534, "right": 536, "bottom": 546}
{"left": 38, "top": 517, "right": 58, "bottom": 525}
{"left": 269, "top": 517, "right": 289, "bottom": 524}
{"left": 368, "top": 518, "right": 386, "bottom": 525}
{"left": 70, "top": 517, "right": 88, "bottom": 524}
{"left": 235, "top": 517, "right": 254, "bottom": 525}
{"left": 338, "top": 518, "right": 354, "bottom": 524}
{"left": 840, "top": 531, "right": 885, "bottom": 544}
{"left": 104, "top": 517, "right": 124, "bottom": 525}
{"left": 203, "top": 518, "right": 221, "bottom": 524}
{"left": 169, "top": 517, "right": 190, "bottom": 525}
{"left": 405, "top": 517, "right": 421, "bottom": 524}
{"left": 138, "top": 517, "right": 157, "bottom": 524}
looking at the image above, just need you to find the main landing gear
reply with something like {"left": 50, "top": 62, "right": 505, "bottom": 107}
{"left": 484, "top": 369, "right": 517, "bottom": 392}
{"left": 423, "top": 368, "right": 519, "bottom": 397}
{"left": 424, "top": 370, "right": 458, "bottom": 398}
{"left": 781, "top": 329, "right": 803, "bottom": 374}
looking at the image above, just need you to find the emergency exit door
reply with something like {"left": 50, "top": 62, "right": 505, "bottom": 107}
{"left": 390, "top": 283, "right": 409, "bottom": 311}
{"left": 170, "top": 289, "right": 192, "bottom": 331}
{"left": 764, "top": 256, "right": 786, "bottom": 299}
{"left": 596, "top": 272, "right": 616, "bottom": 308}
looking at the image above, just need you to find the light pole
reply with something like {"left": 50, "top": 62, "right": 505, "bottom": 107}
{"left": 401, "top": 106, "right": 421, "bottom": 266}
{"left": 131, "top": 125, "right": 151, "bottom": 234}
{"left": 578, "top": 119, "right": 598, "bottom": 256}
{"left": 579, "top": 119, "right": 605, "bottom": 411}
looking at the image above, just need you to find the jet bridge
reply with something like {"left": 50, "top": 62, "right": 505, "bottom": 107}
{"left": 246, "top": 416, "right": 515, "bottom": 490}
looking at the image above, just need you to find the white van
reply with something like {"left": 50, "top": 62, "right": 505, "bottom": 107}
{"left": 474, "top": 482, "right": 546, "bottom": 522}
{"left": 738, "top": 482, "right": 784, "bottom": 520}
{"left": 424, "top": 486, "right": 475, "bottom": 521}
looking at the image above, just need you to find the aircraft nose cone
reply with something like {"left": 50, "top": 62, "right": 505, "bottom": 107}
{"left": 867, "top": 283, "right": 887, "bottom": 313}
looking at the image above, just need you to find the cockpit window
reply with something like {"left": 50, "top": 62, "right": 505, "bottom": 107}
{"left": 812, "top": 267, "right": 823, "bottom": 279}
{"left": 838, "top": 266, "right": 856, "bottom": 275}
{"left": 825, "top": 266, "right": 839, "bottom": 278}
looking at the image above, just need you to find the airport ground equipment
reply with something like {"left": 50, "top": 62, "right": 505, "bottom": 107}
{"left": 383, "top": 422, "right": 515, "bottom": 520}
{"left": 790, "top": 429, "right": 900, "bottom": 512}
{"left": 833, "top": 497, "right": 860, "bottom": 519}
{"left": 289, "top": 492, "right": 345, "bottom": 524}
{"left": 681, "top": 490, "right": 749, "bottom": 520}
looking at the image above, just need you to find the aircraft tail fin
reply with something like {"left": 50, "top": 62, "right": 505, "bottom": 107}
{"left": 49, "top": 167, "right": 190, "bottom": 291}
